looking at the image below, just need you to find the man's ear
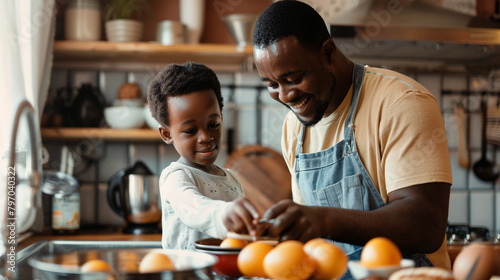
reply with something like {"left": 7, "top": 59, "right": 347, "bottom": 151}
{"left": 158, "top": 126, "right": 173, "bottom": 144}
{"left": 321, "top": 39, "right": 337, "bottom": 64}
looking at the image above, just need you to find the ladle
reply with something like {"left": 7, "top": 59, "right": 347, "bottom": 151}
{"left": 473, "top": 99, "right": 499, "bottom": 182}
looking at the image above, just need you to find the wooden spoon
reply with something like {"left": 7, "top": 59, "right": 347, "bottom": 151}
{"left": 454, "top": 105, "right": 469, "bottom": 169}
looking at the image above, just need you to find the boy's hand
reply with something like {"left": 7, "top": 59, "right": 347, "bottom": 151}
{"left": 224, "top": 198, "right": 260, "bottom": 236}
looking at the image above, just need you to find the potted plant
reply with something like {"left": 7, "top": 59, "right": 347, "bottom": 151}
{"left": 102, "top": 0, "right": 150, "bottom": 42}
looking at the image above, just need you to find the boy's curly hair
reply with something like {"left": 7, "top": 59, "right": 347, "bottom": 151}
{"left": 147, "top": 62, "right": 223, "bottom": 127}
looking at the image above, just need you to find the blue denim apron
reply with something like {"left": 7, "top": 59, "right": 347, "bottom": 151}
{"left": 295, "top": 63, "right": 432, "bottom": 279}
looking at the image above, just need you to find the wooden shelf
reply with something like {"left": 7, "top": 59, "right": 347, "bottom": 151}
{"left": 48, "top": 41, "right": 255, "bottom": 141}
{"left": 41, "top": 128, "right": 162, "bottom": 142}
{"left": 52, "top": 41, "right": 255, "bottom": 71}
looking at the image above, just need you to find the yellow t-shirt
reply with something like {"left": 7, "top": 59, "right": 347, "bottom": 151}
{"left": 281, "top": 66, "right": 453, "bottom": 269}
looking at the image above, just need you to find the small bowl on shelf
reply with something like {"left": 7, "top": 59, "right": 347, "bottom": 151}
{"left": 347, "top": 259, "right": 415, "bottom": 279}
{"left": 113, "top": 98, "right": 144, "bottom": 107}
{"left": 144, "top": 106, "right": 160, "bottom": 130}
{"left": 104, "top": 106, "right": 145, "bottom": 129}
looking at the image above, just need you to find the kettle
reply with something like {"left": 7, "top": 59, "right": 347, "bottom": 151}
{"left": 107, "top": 161, "right": 161, "bottom": 234}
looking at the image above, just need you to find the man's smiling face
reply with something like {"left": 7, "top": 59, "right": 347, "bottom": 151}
{"left": 254, "top": 36, "right": 340, "bottom": 127}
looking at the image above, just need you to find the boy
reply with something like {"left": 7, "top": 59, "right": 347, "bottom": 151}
{"left": 147, "top": 62, "right": 259, "bottom": 250}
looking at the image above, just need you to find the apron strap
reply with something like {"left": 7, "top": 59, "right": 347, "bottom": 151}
{"left": 343, "top": 63, "right": 366, "bottom": 152}
{"left": 296, "top": 124, "right": 306, "bottom": 156}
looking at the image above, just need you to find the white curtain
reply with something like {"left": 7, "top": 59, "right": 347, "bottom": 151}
{"left": 0, "top": 0, "right": 55, "bottom": 159}
{"left": 0, "top": 0, "right": 56, "bottom": 242}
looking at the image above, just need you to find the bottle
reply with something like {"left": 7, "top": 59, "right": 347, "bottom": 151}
{"left": 65, "top": 0, "right": 101, "bottom": 41}
{"left": 52, "top": 191, "right": 80, "bottom": 234}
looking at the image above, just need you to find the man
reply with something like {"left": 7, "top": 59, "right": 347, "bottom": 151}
{"left": 252, "top": 0, "right": 452, "bottom": 271}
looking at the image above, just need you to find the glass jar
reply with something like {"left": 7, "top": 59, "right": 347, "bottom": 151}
{"left": 65, "top": 0, "right": 101, "bottom": 41}
{"left": 52, "top": 191, "right": 80, "bottom": 234}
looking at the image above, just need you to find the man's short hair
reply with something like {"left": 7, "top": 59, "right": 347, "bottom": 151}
{"left": 253, "top": 0, "right": 331, "bottom": 51}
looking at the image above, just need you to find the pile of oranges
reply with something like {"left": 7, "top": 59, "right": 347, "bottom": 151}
{"left": 220, "top": 235, "right": 403, "bottom": 280}
{"left": 231, "top": 237, "right": 348, "bottom": 280}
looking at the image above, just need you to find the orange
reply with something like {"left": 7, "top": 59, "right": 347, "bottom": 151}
{"left": 360, "top": 237, "right": 402, "bottom": 268}
{"left": 237, "top": 241, "right": 274, "bottom": 278}
{"left": 220, "top": 237, "right": 248, "bottom": 248}
{"left": 303, "top": 238, "right": 348, "bottom": 280}
{"left": 138, "top": 252, "right": 175, "bottom": 273}
{"left": 81, "top": 259, "right": 112, "bottom": 273}
{"left": 263, "top": 240, "right": 317, "bottom": 280}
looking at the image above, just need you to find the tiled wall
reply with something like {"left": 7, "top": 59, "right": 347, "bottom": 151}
{"left": 441, "top": 74, "right": 500, "bottom": 234}
{"left": 44, "top": 67, "right": 500, "bottom": 235}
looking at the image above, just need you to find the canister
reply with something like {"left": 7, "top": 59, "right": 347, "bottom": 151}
{"left": 52, "top": 191, "right": 80, "bottom": 234}
{"left": 156, "top": 21, "right": 187, "bottom": 45}
{"left": 65, "top": 0, "right": 101, "bottom": 41}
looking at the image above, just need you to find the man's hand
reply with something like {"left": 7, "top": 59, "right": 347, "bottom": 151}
{"left": 261, "top": 199, "right": 324, "bottom": 242}
{"left": 258, "top": 182, "right": 450, "bottom": 254}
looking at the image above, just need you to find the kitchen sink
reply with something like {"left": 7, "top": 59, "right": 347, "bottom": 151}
{"left": 17, "top": 240, "right": 162, "bottom": 279}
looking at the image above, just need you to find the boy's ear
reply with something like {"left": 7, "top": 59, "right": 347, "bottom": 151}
{"left": 158, "top": 126, "right": 173, "bottom": 144}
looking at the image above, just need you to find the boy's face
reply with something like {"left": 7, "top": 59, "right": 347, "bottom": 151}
{"left": 159, "top": 89, "right": 223, "bottom": 170}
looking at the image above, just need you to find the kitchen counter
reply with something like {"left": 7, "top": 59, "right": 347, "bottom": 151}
{"left": 18, "top": 227, "right": 162, "bottom": 251}
{"left": 17, "top": 228, "right": 488, "bottom": 267}
{"left": 447, "top": 244, "right": 466, "bottom": 265}
{"left": 15, "top": 228, "right": 163, "bottom": 280}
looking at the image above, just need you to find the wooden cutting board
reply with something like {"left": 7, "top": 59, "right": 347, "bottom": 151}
{"left": 225, "top": 145, "right": 292, "bottom": 214}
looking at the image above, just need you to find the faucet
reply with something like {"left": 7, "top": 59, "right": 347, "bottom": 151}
{"left": 1, "top": 100, "right": 41, "bottom": 280}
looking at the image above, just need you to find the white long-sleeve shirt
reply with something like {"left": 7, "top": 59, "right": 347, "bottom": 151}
{"left": 160, "top": 161, "right": 244, "bottom": 250}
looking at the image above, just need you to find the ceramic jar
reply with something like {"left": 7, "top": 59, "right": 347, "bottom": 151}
{"left": 65, "top": 0, "right": 101, "bottom": 41}
{"left": 180, "top": 0, "right": 206, "bottom": 44}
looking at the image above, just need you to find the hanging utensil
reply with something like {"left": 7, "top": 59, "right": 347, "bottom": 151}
{"left": 66, "top": 147, "right": 74, "bottom": 176}
{"left": 60, "top": 145, "right": 68, "bottom": 173}
{"left": 472, "top": 99, "right": 499, "bottom": 182}
{"left": 455, "top": 105, "right": 469, "bottom": 169}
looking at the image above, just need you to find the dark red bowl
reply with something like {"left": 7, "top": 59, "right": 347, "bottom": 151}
{"left": 194, "top": 238, "right": 243, "bottom": 277}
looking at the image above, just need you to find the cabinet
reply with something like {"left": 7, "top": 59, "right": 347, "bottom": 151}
{"left": 44, "top": 41, "right": 255, "bottom": 142}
